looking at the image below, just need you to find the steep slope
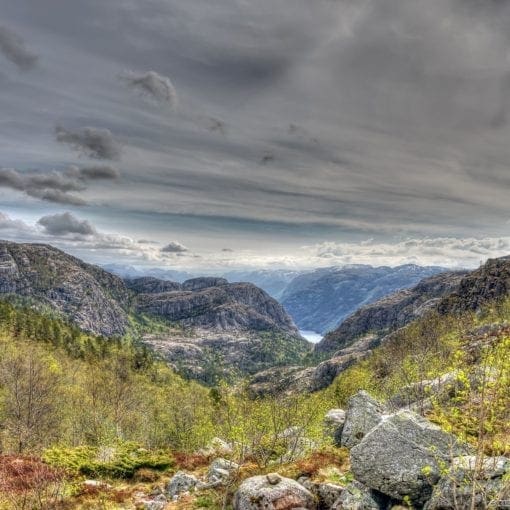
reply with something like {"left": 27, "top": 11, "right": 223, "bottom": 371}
{"left": 315, "top": 270, "right": 467, "bottom": 354}
{"left": 281, "top": 264, "right": 446, "bottom": 334}
{"left": 0, "top": 241, "right": 130, "bottom": 336}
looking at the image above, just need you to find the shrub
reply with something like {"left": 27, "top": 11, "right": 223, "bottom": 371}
{"left": 42, "top": 442, "right": 173, "bottom": 479}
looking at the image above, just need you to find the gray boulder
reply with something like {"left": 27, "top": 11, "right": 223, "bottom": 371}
{"left": 324, "top": 409, "right": 346, "bottom": 446}
{"left": 166, "top": 471, "right": 199, "bottom": 498}
{"left": 233, "top": 473, "right": 317, "bottom": 510}
{"left": 425, "top": 455, "right": 510, "bottom": 509}
{"left": 341, "top": 391, "right": 386, "bottom": 448}
{"left": 299, "top": 478, "right": 344, "bottom": 509}
{"left": 332, "top": 480, "right": 390, "bottom": 509}
{"left": 207, "top": 458, "right": 239, "bottom": 483}
{"left": 350, "top": 410, "right": 471, "bottom": 506}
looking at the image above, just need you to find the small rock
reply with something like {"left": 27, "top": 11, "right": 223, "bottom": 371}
{"left": 266, "top": 473, "right": 282, "bottom": 485}
{"left": 324, "top": 409, "right": 346, "bottom": 446}
{"left": 82, "top": 479, "right": 112, "bottom": 490}
{"left": 166, "top": 471, "right": 199, "bottom": 498}
{"left": 332, "top": 480, "right": 389, "bottom": 509}
{"left": 207, "top": 457, "right": 239, "bottom": 483}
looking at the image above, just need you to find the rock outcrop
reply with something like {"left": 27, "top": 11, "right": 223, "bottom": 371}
{"left": 0, "top": 241, "right": 130, "bottom": 336}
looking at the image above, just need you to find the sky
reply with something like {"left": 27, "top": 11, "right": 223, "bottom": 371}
{"left": 2, "top": 0, "right": 510, "bottom": 271}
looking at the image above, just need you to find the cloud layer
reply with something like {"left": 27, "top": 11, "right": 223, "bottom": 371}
{"left": 2, "top": 1, "right": 510, "bottom": 269}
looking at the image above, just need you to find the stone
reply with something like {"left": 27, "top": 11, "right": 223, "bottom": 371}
{"left": 166, "top": 471, "right": 199, "bottom": 498}
{"left": 300, "top": 478, "right": 344, "bottom": 509}
{"left": 233, "top": 473, "right": 317, "bottom": 510}
{"left": 340, "top": 391, "right": 386, "bottom": 448}
{"left": 332, "top": 481, "right": 389, "bottom": 509}
{"left": 350, "top": 409, "right": 471, "bottom": 506}
{"left": 207, "top": 458, "right": 239, "bottom": 483}
{"left": 324, "top": 408, "right": 346, "bottom": 446}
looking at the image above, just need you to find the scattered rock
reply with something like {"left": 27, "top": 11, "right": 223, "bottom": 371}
{"left": 233, "top": 473, "right": 317, "bottom": 510}
{"left": 332, "top": 480, "right": 390, "bottom": 509}
{"left": 82, "top": 479, "right": 112, "bottom": 490}
{"left": 166, "top": 471, "right": 199, "bottom": 498}
{"left": 350, "top": 409, "right": 471, "bottom": 506}
{"left": 340, "top": 391, "right": 386, "bottom": 448}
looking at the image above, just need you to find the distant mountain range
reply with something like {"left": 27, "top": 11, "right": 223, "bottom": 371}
{"left": 280, "top": 264, "right": 447, "bottom": 334}
{"left": 103, "top": 263, "right": 450, "bottom": 335}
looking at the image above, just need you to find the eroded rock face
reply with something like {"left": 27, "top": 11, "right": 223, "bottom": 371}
{"left": 233, "top": 473, "right": 317, "bottom": 510}
{"left": 350, "top": 410, "right": 471, "bottom": 506}
{"left": 0, "top": 241, "right": 130, "bottom": 336}
{"left": 135, "top": 282, "right": 299, "bottom": 333}
{"left": 340, "top": 391, "right": 386, "bottom": 449}
{"left": 182, "top": 277, "right": 228, "bottom": 291}
{"left": 126, "top": 277, "right": 182, "bottom": 294}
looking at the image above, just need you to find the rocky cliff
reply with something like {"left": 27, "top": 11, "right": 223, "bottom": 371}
{"left": 315, "top": 270, "right": 467, "bottom": 354}
{"left": 280, "top": 264, "right": 446, "bottom": 334}
{"left": 0, "top": 241, "right": 130, "bottom": 336}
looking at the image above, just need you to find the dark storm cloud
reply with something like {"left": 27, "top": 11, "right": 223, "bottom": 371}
{"left": 38, "top": 212, "right": 96, "bottom": 236}
{"left": 161, "top": 241, "right": 189, "bottom": 253}
{"left": 0, "top": 26, "right": 38, "bottom": 70}
{"left": 55, "top": 126, "right": 121, "bottom": 160}
{"left": 120, "top": 70, "right": 178, "bottom": 107}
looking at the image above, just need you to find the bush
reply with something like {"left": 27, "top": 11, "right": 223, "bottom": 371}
{"left": 42, "top": 442, "right": 173, "bottom": 479}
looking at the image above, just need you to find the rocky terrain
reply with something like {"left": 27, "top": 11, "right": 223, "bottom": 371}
{"left": 280, "top": 264, "right": 446, "bottom": 334}
{"left": 0, "top": 241, "right": 308, "bottom": 379}
{"left": 0, "top": 241, "right": 130, "bottom": 336}
{"left": 315, "top": 270, "right": 468, "bottom": 354}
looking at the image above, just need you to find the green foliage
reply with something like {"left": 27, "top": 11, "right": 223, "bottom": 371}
{"left": 43, "top": 441, "right": 173, "bottom": 479}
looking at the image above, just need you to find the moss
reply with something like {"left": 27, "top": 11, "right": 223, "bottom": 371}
{"left": 43, "top": 442, "right": 173, "bottom": 479}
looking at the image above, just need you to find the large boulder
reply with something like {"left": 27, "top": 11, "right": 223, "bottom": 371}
{"left": 233, "top": 473, "right": 317, "bottom": 510}
{"left": 425, "top": 455, "right": 510, "bottom": 509}
{"left": 341, "top": 391, "right": 386, "bottom": 448}
{"left": 332, "top": 481, "right": 390, "bottom": 509}
{"left": 350, "top": 410, "right": 470, "bottom": 506}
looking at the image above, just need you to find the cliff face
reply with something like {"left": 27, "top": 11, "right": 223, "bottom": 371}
{"left": 280, "top": 264, "right": 446, "bottom": 334}
{"left": 0, "top": 241, "right": 130, "bottom": 336}
{"left": 134, "top": 281, "right": 299, "bottom": 334}
{"left": 315, "top": 271, "right": 467, "bottom": 354}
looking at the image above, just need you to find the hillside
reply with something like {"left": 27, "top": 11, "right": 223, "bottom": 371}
{"left": 280, "top": 264, "right": 446, "bottom": 334}
{"left": 0, "top": 241, "right": 308, "bottom": 380}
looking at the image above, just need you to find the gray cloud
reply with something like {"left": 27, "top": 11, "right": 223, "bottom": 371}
{"left": 0, "top": 26, "right": 38, "bottom": 70}
{"left": 161, "top": 241, "right": 189, "bottom": 253}
{"left": 0, "top": 167, "right": 87, "bottom": 205}
{"left": 66, "top": 164, "right": 120, "bottom": 180}
{"left": 38, "top": 212, "right": 97, "bottom": 236}
{"left": 120, "top": 70, "right": 178, "bottom": 107}
{"left": 55, "top": 126, "right": 121, "bottom": 160}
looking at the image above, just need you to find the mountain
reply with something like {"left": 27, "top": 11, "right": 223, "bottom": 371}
{"left": 222, "top": 269, "right": 306, "bottom": 299}
{"left": 280, "top": 264, "right": 447, "bottom": 334}
{"left": 0, "top": 241, "right": 130, "bottom": 336}
{"left": 102, "top": 263, "right": 194, "bottom": 283}
{"left": 315, "top": 270, "right": 468, "bottom": 354}
{"left": 0, "top": 241, "right": 308, "bottom": 380}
